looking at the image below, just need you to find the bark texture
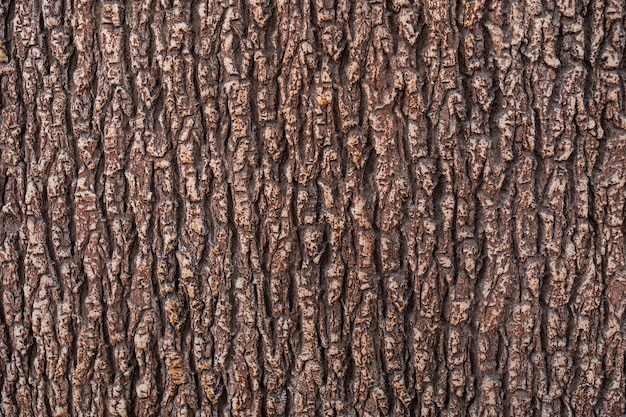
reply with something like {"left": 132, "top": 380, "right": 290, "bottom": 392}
{"left": 1, "top": 0, "right": 626, "bottom": 416}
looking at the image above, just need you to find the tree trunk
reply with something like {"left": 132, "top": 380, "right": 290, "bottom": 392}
{"left": 0, "top": 0, "right": 625, "bottom": 416}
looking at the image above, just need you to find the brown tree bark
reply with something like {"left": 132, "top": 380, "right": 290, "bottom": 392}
{"left": 0, "top": 0, "right": 625, "bottom": 416}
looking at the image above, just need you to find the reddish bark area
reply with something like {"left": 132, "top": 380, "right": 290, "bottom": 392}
{"left": 0, "top": 0, "right": 625, "bottom": 416}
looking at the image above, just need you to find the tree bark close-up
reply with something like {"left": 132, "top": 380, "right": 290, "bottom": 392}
{"left": 1, "top": 0, "right": 626, "bottom": 416}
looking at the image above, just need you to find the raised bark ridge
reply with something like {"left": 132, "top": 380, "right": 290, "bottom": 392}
{"left": 0, "top": 0, "right": 625, "bottom": 416}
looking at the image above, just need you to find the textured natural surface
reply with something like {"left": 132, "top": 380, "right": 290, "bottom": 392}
{"left": 1, "top": 0, "right": 626, "bottom": 416}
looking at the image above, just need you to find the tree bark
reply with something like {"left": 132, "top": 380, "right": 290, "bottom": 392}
{"left": 0, "top": 0, "right": 625, "bottom": 416}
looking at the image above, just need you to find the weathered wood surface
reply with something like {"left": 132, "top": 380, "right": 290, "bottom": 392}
{"left": 0, "top": 0, "right": 625, "bottom": 416}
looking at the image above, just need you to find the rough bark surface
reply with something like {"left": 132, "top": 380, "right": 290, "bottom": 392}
{"left": 0, "top": 0, "right": 625, "bottom": 416}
